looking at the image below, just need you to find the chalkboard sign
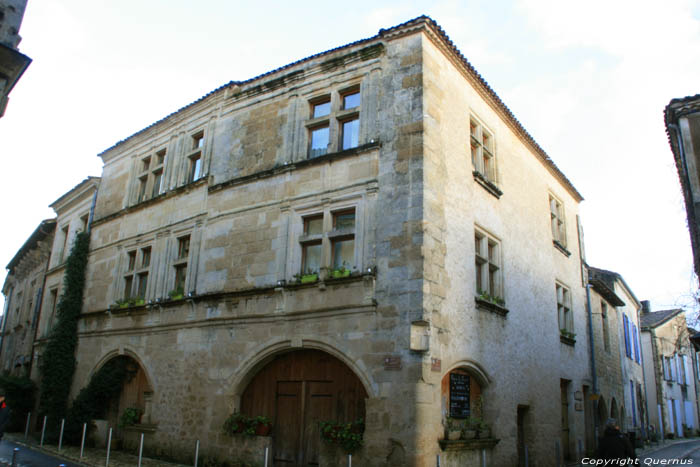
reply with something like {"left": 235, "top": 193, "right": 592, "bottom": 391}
{"left": 449, "top": 373, "right": 470, "bottom": 418}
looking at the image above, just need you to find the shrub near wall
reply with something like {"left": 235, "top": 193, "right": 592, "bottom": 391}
{"left": 0, "top": 375, "right": 36, "bottom": 431}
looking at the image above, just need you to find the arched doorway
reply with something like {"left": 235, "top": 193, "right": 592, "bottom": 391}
{"left": 610, "top": 398, "right": 619, "bottom": 425}
{"left": 100, "top": 355, "right": 153, "bottom": 432}
{"left": 598, "top": 397, "right": 608, "bottom": 428}
{"left": 240, "top": 349, "right": 367, "bottom": 466}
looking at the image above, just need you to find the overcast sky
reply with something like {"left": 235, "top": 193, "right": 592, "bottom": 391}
{"left": 1, "top": 0, "right": 699, "bottom": 318}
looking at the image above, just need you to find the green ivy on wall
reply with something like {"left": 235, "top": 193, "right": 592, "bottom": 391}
{"left": 37, "top": 231, "right": 90, "bottom": 437}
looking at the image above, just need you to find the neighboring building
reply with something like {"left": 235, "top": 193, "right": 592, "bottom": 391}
{"left": 63, "top": 16, "right": 594, "bottom": 467}
{"left": 31, "top": 177, "right": 99, "bottom": 381}
{"left": 0, "top": 218, "right": 55, "bottom": 376}
{"left": 587, "top": 267, "right": 646, "bottom": 444}
{"left": 641, "top": 306, "right": 699, "bottom": 439}
{"left": 0, "top": 0, "right": 30, "bottom": 117}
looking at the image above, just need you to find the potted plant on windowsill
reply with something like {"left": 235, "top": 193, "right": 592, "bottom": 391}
{"left": 301, "top": 270, "right": 318, "bottom": 283}
{"left": 168, "top": 287, "right": 185, "bottom": 301}
{"left": 444, "top": 417, "right": 463, "bottom": 440}
{"left": 331, "top": 262, "right": 351, "bottom": 279}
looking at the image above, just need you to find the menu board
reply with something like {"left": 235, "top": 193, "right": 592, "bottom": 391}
{"left": 449, "top": 373, "right": 470, "bottom": 418}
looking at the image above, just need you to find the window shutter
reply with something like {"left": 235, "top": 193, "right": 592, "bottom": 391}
{"left": 630, "top": 380, "right": 636, "bottom": 426}
{"left": 684, "top": 355, "right": 691, "bottom": 386}
{"left": 632, "top": 324, "right": 640, "bottom": 363}
{"left": 622, "top": 314, "right": 632, "bottom": 358}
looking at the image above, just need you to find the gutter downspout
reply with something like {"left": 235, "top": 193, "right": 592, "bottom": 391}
{"left": 650, "top": 328, "right": 667, "bottom": 439}
{"left": 585, "top": 282, "right": 599, "bottom": 446}
{"left": 638, "top": 308, "right": 651, "bottom": 441}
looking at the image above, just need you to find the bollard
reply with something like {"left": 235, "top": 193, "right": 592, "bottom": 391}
{"left": 106, "top": 427, "right": 112, "bottom": 467}
{"left": 348, "top": 453, "right": 352, "bottom": 467}
{"left": 264, "top": 446, "right": 269, "bottom": 467}
{"left": 437, "top": 453, "right": 441, "bottom": 466}
{"left": 80, "top": 422, "right": 87, "bottom": 459}
{"left": 11, "top": 447, "right": 18, "bottom": 467}
{"left": 525, "top": 445, "right": 529, "bottom": 467}
{"left": 481, "top": 448, "right": 487, "bottom": 467}
{"left": 24, "top": 412, "right": 30, "bottom": 439}
{"left": 194, "top": 439, "right": 200, "bottom": 467}
{"left": 58, "top": 418, "right": 65, "bottom": 451}
{"left": 138, "top": 432, "right": 144, "bottom": 467}
{"left": 40, "top": 415, "right": 47, "bottom": 447}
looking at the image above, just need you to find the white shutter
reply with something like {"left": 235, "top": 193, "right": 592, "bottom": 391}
{"left": 684, "top": 355, "right": 692, "bottom": 386}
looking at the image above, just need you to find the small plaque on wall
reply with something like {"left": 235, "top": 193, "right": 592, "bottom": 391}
{"left": 384, "top": 356, "right": 402, "bottom": 370}
{"left": 575, "top": 402, "right": 583, "bottom": 411}
{"left": 431, "top": 358, "right": 441, "bottom": 372}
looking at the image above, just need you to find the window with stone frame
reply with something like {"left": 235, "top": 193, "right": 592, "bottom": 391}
{"left": 306, "top": 86, "right": 361, "bottom": 159}
{"left": 134, "top": 148, "right": 167, "bottom": 204}
{"left": 186, "top": 131, "right": 204, "bottom": 183}
{"left": 601, "top": 301, "right": 611, "bottom": 352}
{"left": 298, "top": 207, "right": 357, "bottom": 277}
{"left": 474, "top": 228, "right": 502, "bottom": 301}
{"left": 123, "top": 247, "right": 151, "bottom": 300}
{"left": 556, "top": 282, "right": 573, "bottom": 334}
{"left": 58, "top": 225, "right": 69, "bottom": 264}
{"left": 549, "top": 194, "right": 567, "bottom": 249}
{"left": 172, "top": 235, "right": 191, "bottom": 294}
{"left": 45, "top": 288, "right": 59, "bottom": 337}
{"left": 470, "top": 116, "right": 496, "bottom": 184}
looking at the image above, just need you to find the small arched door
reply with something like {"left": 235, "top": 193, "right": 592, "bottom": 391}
{"left": 240, "top": 349, "right": 367, "bottom": 466}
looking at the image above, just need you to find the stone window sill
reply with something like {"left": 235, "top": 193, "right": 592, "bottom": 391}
{"left": 473, "top": 171, "right": 503, "bottom": 199}
{"left": 560, "top": 335, "right": 576, "bottom": 346}
{"left": 439, "top": 438, "right": 500, "bottom": 451}
{"left": 553, "top": 240, "right": 571, "bottom": 257}
{"left": 475, "top": 297, "right": 509, "bottom": 317}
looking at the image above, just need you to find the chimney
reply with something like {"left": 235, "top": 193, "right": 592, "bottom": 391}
{"left": 641, "top": 300, "right": 651, "bottom": 314}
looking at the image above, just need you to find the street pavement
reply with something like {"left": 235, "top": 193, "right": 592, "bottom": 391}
{"left": 0, "top": 439, "right": 80, "bottom": 467}
{"left": 638, "top": 438, "right": 700, "bottom": 464}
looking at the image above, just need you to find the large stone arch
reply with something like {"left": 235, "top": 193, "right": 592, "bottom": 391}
{"left": 88, "top": 348, "right": 155, "bottom": 429}
{"left": 90, "top": 347, "right": 156, "bottom": 394}
{"left": 235, "top": 346, "right": 369, "bottom": 466}
{"left": 227, "top": 337, "right": 376, "bottom": 410}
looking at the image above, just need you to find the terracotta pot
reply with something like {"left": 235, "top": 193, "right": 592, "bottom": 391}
{"left": 448, "top": 430, "right": 461, "bottom": 440}
{"left": 255, "top": 424, "right": 271, "bottom": 436}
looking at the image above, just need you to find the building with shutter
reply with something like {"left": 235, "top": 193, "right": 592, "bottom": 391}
{"left": 641, "top": 306, "right": 699, "bottom": 438}
{"left": 3, "top": 16, "right": 611, "bottom": 466}
{"left": 587, "top": 267, "right": 646, "bottom": 445}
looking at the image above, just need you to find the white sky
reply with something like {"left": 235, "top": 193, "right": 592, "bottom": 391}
{"left": 1, "top": 0, "right": 699, "bottom": 318}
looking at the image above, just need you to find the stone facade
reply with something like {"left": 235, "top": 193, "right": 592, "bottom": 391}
{"left": 1, "top": 219, "right": 55, "bottom": 375}
{"left": 2, "top": 16, "right": 618, "bottom": 467}
{"left": 31, "top": 177, "right": 99, "bottom": 381}
{"left": 0, "top": 0, "right": 30, "bottom": 117}
{"left": 641, "top": 308, "right": 700, "bottom": 439}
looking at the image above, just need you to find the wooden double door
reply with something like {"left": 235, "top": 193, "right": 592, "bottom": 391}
{"left": 241, "top": 350, "right": 367, "bottom": 466}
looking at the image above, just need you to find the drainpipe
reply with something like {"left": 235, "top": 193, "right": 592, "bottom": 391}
{"left": 585, "top": 281, "right": 599, "bottom": 446}
{"left": 638, "top": 302, "right": 651, "bottom": 441}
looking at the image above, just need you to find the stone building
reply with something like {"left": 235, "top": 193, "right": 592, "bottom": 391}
{"left": 641, "top": 306, "right": 699, "bottom": 438}
{"left": 587, "top": 267, "right": 646, "bottom": 444}
{"left": 1, "top": 16, "right": 607, "bottom": 466}
{"left": 31, "top": 177, "right": 99, "bottom": 380}
{"left": 0, "top": 218, "right": 55, "bottom": 375}
{"left": 0, "top": 0, "right": 30, "bottom": 117}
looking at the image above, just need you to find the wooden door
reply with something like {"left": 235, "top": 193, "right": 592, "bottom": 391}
{"left": 274, "top": 382, "right": 303, "bottom": 466}
{"left": 243, "top": 350, "right": 367, "bottom": 467}
{"left": 561, "top": 382, "right": 570, "bottom": 460}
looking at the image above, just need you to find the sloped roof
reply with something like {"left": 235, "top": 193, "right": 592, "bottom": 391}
{"left": 96, "top": 15, "right": 583, "bottom": 202}
{"left": 49, "top": 176, "right": 100, "bottom": 211}
{"left": 640, "top": 309, "right": 683, "bottom": 330}
{"left": 587, "top": 266, "right": 637, "bottom": 307}
{"left": 665, "top": 94, "right": 700, "bottom": 280}
{"left": 6, "top": 219, "right": 56, "bottom": 272}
